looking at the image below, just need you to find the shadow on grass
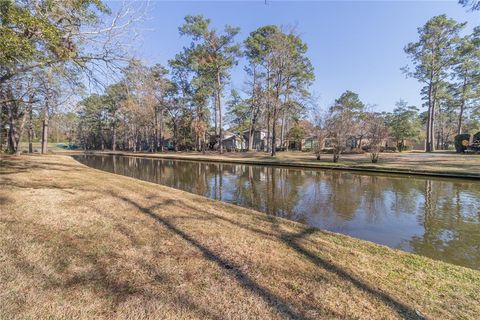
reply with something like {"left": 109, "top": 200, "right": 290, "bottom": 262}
{"left": 0, "top": 158, "right": 81, "bottom": 175}
{"left": 1, "top": 217, "right": 227, "bottom": 319}
{"left": 1, "top": 155, "right": 423, "bottom": 318}
{"left": 0, "top": 195, "right": 10, "bottom": 206}
{"left": 114, "top": 195, "right": 313, "bottom": 319}
{"left": 160, "top": 199, "right": 424, "bottom": 320}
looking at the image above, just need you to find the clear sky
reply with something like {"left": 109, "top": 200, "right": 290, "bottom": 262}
{"left": 126, "top": 0, "right": 480, "bottom": 112}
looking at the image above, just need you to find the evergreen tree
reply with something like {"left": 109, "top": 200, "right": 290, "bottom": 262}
{"left": 404, "top": 15, "right": 465, "bottom": 152}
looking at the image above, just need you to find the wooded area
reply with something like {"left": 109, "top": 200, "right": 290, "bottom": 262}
{"left": 1, "top": 1, "right": 479, "bottom": 162}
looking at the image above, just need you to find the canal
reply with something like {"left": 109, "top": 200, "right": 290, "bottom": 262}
{"left": 73, "top": 154, "right": 480, "bottom": 269}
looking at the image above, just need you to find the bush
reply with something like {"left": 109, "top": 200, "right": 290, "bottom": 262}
{"left": 398, "top": 145, "right": 412, "bottom": 152}
{"left": 473, "top": 132, "right": 480, "bottom": 143}
{"left": 384, "top": 146, "right": 398, "bottom": 153}
{"left": 362, "top": 145, "right": 397, "bottom": 153}
{"left": 454, "top": 134, "right": 470, "bottom": 153}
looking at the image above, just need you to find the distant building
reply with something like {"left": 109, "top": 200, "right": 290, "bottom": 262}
{"left": 220, "top": 129, "right": 290, "bottom": 152}
{"left": 243, "top": 129, "right": 268, "bottom": 151}
{"left": 222, "top": 132, "right": 245, "bottom": 151}
{"left": 301, "top": 136, "right": 319, "bottom": 151}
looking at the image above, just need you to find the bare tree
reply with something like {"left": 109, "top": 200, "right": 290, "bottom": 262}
{"left": 325, "top": 99, "right": 358, "bottom": 163}
{"left": 326, "top": 112, "right": 352, "bottom": 163}
{"left": 0, "top": 1, "right": 146, "bottom": 154}
{"left": 312, "top": 108, "right": 328, "bottom": 160}
{"left": 365, "top": 113, "right": 389, "bottom": 163}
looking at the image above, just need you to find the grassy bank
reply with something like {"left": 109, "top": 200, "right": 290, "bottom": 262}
{"left": 1, "top": 155, "right": 479, "bottom": 319}
{"left": 85, "top": 150, "right": 480, "bottom": 179}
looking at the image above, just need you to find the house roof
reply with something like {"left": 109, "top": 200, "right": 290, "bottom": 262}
{"left": 222, "top": 134, "right": 245, "bottom": 141}
{"left": 242, "top": 129, "right": 267, "bottom": 134}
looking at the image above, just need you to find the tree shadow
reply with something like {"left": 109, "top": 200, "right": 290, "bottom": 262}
{"left": 165, "top": 199, "right": 424, "bottom": 320}
{"left": 1, "top": 217, "right": 229, "bottom": 319}
{"left": 0, "top": 195, "right": 10, "bottom": 206}
{"left": 114, "top": 194, "right": 312, "bottom": 320}
{"left": 0, "top": 158, "right": 81, "bottom": 175}
{"left": 278, "top": 228, "right": 422, "bottom": 319}
{"left": 1, "top": 155, "right": 423, "bottom": 318}
{"left": 1, "top": 179, "right": 77, "bottom": 194}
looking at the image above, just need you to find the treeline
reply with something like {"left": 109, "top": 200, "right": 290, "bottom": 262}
{"left": 404, "top": 15, "right": 480, "bottom": 152}
{"left": 71, "top": 14, "right": 480, "bottom": 159}
{"left": 0, "top": 0, "right": 142, "bottom": 154}
{"left": 75, "top": 20, "right": 315, "bottom": 157}
{"left": 1, "top": 2, "right": 479, "bottom": 160}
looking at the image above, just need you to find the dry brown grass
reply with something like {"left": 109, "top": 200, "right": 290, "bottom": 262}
{"left": 85, "top": 150, "right": 480, "bottom": 178}
{"left": 1, "top": 154, "right": 479, "bottom": 319}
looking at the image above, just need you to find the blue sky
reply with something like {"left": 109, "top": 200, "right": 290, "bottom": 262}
{"left": 126, "top": 0, "right": 479, "bottom": 112}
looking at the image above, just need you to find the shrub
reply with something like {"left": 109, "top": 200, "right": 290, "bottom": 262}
{"left": 400, "top": 145, "right": 412, "bottom": 151}
{"left": 384, "top": 146, "right": 398, "bottom": 153}
{"left": 454, "top": 134, "right": 470, "bottom": 153}
{"left": 473, "top": 132, "right": 480, "bottom": 143}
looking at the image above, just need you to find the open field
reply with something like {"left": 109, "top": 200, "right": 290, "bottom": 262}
{"left": 1, "top": 154, "right": 479, "bottom": 319}
{"left": 86, "top": 150, "right": 480, "bottom": 179}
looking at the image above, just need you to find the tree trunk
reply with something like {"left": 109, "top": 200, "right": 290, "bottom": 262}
{"left": 6, "top": 100, "right": 17, "bottom": 153}
{"left": 15, "top": 110, "right": 29, "bottom": 156}
{"left": 457, "top": 103, "right": 465, "bottom": 135}
{"left": 280, "top": 110, "right": 285, "bottom": 150}
{"left": 173, "top": 122, "right": 178, "bottom": 152}
{"left": 0, "top": 103, "right": 3, "bottom": 151}
{"left": 333, "top": 151, "right": 340, "bottom": 163}
{"left": 160, "top": 109, "right": 164, "bottom": 152}
{"left": 426, "top": 79, "right": 436, "bottom": 152}
{"left": 111, "top": 108, "right": 117, "bottom": 151}
{"left": 112, "top": 125, "right": 116, "bottom": 151}
{"left": 266, "top": 110, "right": 271, "bottom": 153}
{"left": 28, "top": 103, "right": 33, "bottom": 153}
{"left": 100, "top": 129, "right": 105, "bottom": 151}
{"left": 266, "top": 68, "right": 271, "bottom": 153}
{"left": 14, "top": 94, "right": 33, "bottom": 156}
{"left": 457, "top": 77, "right": 467, "bottom": 135}
{"left": 271, "top": 105, "right": 277, "bottom": 157}
{"left": 154, "top": 105, "right": 159, "bottom": 152}
{"left": 247, "top": 65, "right": 258, "bottom": 151}
{"left": 213, "top": 94, "right": 218, "bottom": 140}
{"left": 248, "top": 129, "right": 254, "bottom": 151}
{"left": 217, "top": 71, "right": 224, "bottom": 154}
{"left": 125, "top": 125, "right": 129, "bottom": 151}
{"left": 41, "top": 104, "right": 49, "bottom": 154}
{"left": 271, "top": 78, "right": 283, "bottom": 157}
{"left": 358, "top": 136, "right": 363, "bottom": 149}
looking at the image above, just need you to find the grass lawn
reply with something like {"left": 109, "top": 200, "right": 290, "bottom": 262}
{"left": 1, "top": 154, "right": 479, "bottom": 319}
{"left": 88, "top": 150, "right": 480, "bottom": 178}
{"left": 17, "top": 141, "right": 83, "bottom": 155}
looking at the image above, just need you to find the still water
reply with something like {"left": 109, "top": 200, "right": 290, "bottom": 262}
{"left": 74, "top": 154, "right": 480, "bottom": 269}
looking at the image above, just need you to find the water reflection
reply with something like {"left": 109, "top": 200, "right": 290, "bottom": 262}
{"left": 74, "top": 154, "right": 480, "bottom": 269}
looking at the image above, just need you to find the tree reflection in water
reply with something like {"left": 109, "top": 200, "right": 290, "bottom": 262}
{"left": 74, "top": 155, "right": 480, "bottom": 269}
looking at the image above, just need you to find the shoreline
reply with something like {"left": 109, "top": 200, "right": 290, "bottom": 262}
{"left": 81, "top": 150, "right": 480, "bottom": 180}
